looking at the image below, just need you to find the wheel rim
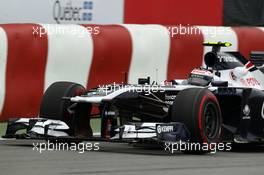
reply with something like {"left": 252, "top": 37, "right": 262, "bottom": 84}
{"left": 203, "top": 103, "right": 219, "bottom": 140}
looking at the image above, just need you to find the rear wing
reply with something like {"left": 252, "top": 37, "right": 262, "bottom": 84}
{"left": 250, "top": 51, "right": 264, "bottom": 67}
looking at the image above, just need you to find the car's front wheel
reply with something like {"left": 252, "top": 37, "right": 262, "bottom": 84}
{"left": 171, "top": 88, "right": 222, "bottom": 153}
{"left": 39, "top": 81, "right": 92, "bottom": 137}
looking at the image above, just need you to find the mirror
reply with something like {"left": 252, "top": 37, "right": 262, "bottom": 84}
{"left": 232, "top": 67, "right": 248, "bottom": 79}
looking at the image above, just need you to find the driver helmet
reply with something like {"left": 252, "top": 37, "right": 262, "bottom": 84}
{"left": 187, "top": 68, "right": 213, "bottom": 86}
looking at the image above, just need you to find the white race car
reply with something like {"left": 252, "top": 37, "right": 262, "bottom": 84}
{"left": 4, "top": 42, "right": 264, "bottom": 153}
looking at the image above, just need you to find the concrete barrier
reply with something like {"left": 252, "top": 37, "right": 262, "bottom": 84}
{"left": 0, "top": 24, "right": 264, "bottom": 121}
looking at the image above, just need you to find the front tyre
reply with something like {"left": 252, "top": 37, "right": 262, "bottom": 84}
{"left": 39, "top": 81, "right": 92, "bottom": 137}
{"left": 171, "top": 88, "right": 222, "bottom": 153}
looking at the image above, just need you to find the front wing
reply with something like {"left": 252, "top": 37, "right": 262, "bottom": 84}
{"left": 2, "top": 118, "right": 190, "bottom": 143}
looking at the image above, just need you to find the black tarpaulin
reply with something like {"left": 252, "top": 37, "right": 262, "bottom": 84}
{"left": 224, "top": 0, "right": 264, "bottom": 26}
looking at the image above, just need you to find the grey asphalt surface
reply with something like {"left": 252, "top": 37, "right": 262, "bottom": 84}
{"left": 1, "top": 139, "right": 264, "bottom": 175}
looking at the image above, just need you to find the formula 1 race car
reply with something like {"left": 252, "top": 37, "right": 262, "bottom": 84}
{"left": 3, "top": 42, "right": 264, "bottom": 153}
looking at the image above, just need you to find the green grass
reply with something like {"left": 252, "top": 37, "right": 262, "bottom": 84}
{"left": 0, "top": 118, "right": 101, "bottom": 137}
{"left": 90, "top": 118, "right": 101, "bottom": 133}
{"left": 0, "top": 122, "right": 7, "bottom": 136}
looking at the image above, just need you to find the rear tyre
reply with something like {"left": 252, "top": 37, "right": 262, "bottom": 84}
{"left": 39, "top": 82, "right": 92, "bottom": 137}
{"left": 171, "top": 88, "right": 222, "bottom": 154}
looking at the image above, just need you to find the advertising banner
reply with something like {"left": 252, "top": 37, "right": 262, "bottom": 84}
{"left": 0, "top": 0, "right": 124, "bottom": 24}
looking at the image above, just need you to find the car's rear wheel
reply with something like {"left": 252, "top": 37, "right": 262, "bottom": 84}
{"left": 171, "top": 88, "right": 222, "bottom": 153}
{"left": 39, "top": 81, "right": 92, "bottom": 137}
